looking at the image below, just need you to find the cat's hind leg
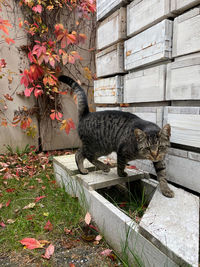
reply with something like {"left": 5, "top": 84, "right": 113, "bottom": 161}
{"left": 84, "top": 152, "right": 110, "bottom": 172}
{"left": 75, "top": 148, "right": 88, "bottom": 174}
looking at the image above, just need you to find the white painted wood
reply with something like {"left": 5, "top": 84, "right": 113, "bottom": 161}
{"left": 125, "top": 20, "right": 173, "bottom": 70}
{"left": 97, "top": 8, "right": 126, "bottom": 50}
{"left": 171, "top": 0, "right": 200, "bottom": 14}
{"left": 173, "top": 7, "right": 200, "bottom": 57}
{"left": 166, "top": 149, "right": 200, "bottom": 194}
{"left": 124, "top": 64, "right": 166, "bottom": 103}
{"left": 94, "top": 76, "right": 123, "bottom": 104}
{"left": 127, "top": 0, "right": 173, "bottom": 37}
{"left": 121, "top": 107, "right": 164, "bottom": 127}
{"left": 97, "top": 0, "right": 129, "bottom": 21}
{"left": 96, "top": 43, "right": 125, "bottom": 78}
{"left": 166, "top": 55, "right": 200, "bottom": 100}
{"left": 139, "top": 186, "right": 199, "bottom": 267}
{"left": 164, "top": 107, "right": 200, "bottom": 148}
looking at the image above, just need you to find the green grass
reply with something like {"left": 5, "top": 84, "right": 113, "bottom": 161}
{"left": 0, "top": 149, "right": 84, "bottom": 253}
{"left": 98, "top": 181, "right": 148, "bottom": 223}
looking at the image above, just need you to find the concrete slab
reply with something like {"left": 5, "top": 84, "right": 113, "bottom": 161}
{"left": 75, "top": 167, "right": 147, "bottom": 190}
{"left": 139, "top": 185, "right": 199, "bottom": 267}
{"left": 53, "top": 154, "right": 95, "bottom": 176}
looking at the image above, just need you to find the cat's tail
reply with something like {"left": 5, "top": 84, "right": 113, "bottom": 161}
{"left": 58, "top": 75, "right": 89, "bottom": 119}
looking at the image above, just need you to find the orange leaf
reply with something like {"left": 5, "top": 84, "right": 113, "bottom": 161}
{"left": 19, "top": 238, "right": 43, "bottom": 249}
{"left": 42, "top": 244, "right": 55, "bottom": 259}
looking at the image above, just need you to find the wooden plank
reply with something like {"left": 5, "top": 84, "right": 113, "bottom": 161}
{"left": 124, "top": 64, "right": 166, "bottom": 103}
{"left": 171, "top": 0, "right": 200, "bottom": 14}
{"left": 164, "top": 107, "right": 200, "bottom": 148}
{"left": 96, "top": 43, "right": 125, "bottom": 78}
{"left": 96, "top": 0, "right": 129, "bottom": 21}
{"left": 139, "top": 185, "right": 199, "bottom": 267}
{"left": 97, "top": 8, "right": 126, "bottom": 50}
{"left": 127, "top": 0, "right": 173, "bottom": 37}
{"left": 121, "top": 107, "right": 164, "bottom": 127}
{"left": 125, "top": 20, "right": 173, "bottom": 71}
{"left": 166, "top": 55, "right": 200, "bottom": 100}
{"left": 173, "top": 7, "right": 200, "bottom": 57}
{"left": 94, "top": 76, "right": 123, "bottom": 104}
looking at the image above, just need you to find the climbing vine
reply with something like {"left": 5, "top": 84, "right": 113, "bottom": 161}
{"left": 0, "top": 0, "right": 96, "bottom": 137}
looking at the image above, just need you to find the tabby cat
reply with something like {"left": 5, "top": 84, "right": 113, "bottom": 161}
{"left": 59, "top": 75, "right": 174, "bottom": 198}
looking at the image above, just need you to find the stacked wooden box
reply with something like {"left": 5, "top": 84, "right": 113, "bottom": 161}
{"left": 95, "top": 0, "right": 200, "bottom": 196}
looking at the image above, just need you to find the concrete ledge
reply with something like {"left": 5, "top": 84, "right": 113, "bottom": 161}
{"left": 53, "top": 155, "right": 199, "bottom": 266}
{"left": 139, "top": 185, "right": 199, "bottom": 267}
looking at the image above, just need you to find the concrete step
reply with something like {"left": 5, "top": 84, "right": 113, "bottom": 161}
{"left": 139, "top": 185, "right": 199, "bottom": 267}
{"left": 53, "top": 154, "right": 148, "bottom": 190}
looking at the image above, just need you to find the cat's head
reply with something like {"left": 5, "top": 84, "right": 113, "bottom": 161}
{"left": 134, "top": 124, "right": 171, "bottom": 162}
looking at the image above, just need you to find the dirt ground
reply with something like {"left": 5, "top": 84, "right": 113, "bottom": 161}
{"left": 0, "top": 238, "right": 123, "bottom": 267}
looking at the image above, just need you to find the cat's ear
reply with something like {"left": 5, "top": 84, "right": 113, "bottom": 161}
{"left": 134, "top": 128, "right": 146, "bottom": 141}
{"left": 160, "top": 124, "right": 171, "bottom": 139}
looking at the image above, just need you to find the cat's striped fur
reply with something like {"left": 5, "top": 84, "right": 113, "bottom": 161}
{"left": 59, "top": 75, "right": 174, "bottom": 198}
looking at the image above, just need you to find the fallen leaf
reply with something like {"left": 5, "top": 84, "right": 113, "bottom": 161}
{"left": 95, "top": 235, "right": 102, "bottom": 241}
{"left": 6, "top": 199, "right": 11, "bottom": 207}
{"left": 100, "top": 249, "right": 113, "bottom": 256}
{"left": 7, "top": 219, "right": 15, "bottom": 224}
{"left": 64, "top": 228, "right": 73, "bottom": 235}
{"left": 35, "top": 195, "right": 46, "bottom": 202}
{"left": 44, "top": 220, "right": 53, "bottom": 231}
{"left": 43, "top": 212, "right": 49, "bottom": 217}
{"left": 6, "top": 188, "right": 15, "bottom": 193}
{"left": 0, "top": 203, "right": 3, "bottom": 209}
{"left": 19, "top": 238, "right": 43, "bottom": 249}
{"left": 69, "top": 263, "right": 75, "bottom": 267}
{"left": 0, "top": 222, "right": 6, "bottom": 227}
{"left": 84, "top": 212, "right": 91, "bottom": 225}
{"left": 23, "top": 203, "right": 35, "bottom": 209}
{"left": 42, "top": 243, "right": 54, "bottom": 259}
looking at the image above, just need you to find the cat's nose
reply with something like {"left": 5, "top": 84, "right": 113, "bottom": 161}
{"left": 151, "top": 150, "right": 158, "bottom": 159}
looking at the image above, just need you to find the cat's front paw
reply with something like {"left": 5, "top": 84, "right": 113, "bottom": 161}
{"left": 118, "top": 171, "right": 128, "bottom": 177}
{"left": 79, "top": 168, "right": 89, "bottom": 175}
{"left": 160, "top": 184, "right": 174, "bottom": 198}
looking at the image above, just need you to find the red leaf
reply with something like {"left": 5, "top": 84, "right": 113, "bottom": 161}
{"left": 24, "top": 87, "right": 34, "bottom": 97}
{"left": 4, "top": 94, "right": 13, "bottom": 101}
{"left": 85, "top": 212, "right": 91, "bottom": 225}
{"left": 0, "top": 222, "right": 6, "bottom": 228}
{"left": 69, "top": 264, "right": 75, "bottom": 267}
{"left": 6, "top": 199, "right": 11, "bottom": 207}
{"left": 34, "top": 89, "right": 43, "bottom": 98}
{"left": 68, "top": 118, "right": 75, "bottom": 130}
{"left": 6, "top": 188, "right": 15, "bottom": 193}
{"left": 35, "top": 195, "right": 46, "bottom": 202}
{"left": 20, "top": 238, "right": 43, "bottom": 249}
{"left": 50, "top": 111, "right": 56, "bottom": 120}
{"left": 32, "top": 4, "right": 42, "bottom": 13}
{"left": 42, "top": 244, "right": 54, "bottom": 259}
{"left": 44, "top": 220, "right": 53, "bottom": 231}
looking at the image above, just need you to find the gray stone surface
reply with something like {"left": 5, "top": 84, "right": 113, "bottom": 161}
{"left": 139, "top": 185, "right": 199, "bottom": 266}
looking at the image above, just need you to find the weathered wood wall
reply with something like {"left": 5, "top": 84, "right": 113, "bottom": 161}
{"left": 95, "top": 0, "right": 200, "bottom": 196}
{"left": 0, "top": 1, "right": 96, "bottom": 152}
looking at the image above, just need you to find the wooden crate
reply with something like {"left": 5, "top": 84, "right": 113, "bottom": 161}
{"left": 124, "top": 64, "right": 166, "bottom": 103}
{"left": 97, "top": 8, "right": 126, "bottom": 50}
{"left": 166, "top": 54, "right": 200, "bottom": 100}
{"left": 173, "top": 7, "right": 200, "bottom": 57}
{"left": 121, "top": 107, "right": 164, "bottom": 127}
{"left": 164, "top": 107, "right": 200, "bottom": 148}
{"left": 127, "top": 0, "right": 173, "bottom": 37}
{"left": 97, "top": 0, "right": 129, "bottom": 21}
{"left": 94, "top": 76, "right": 123, "bottom": 104}
{"left": 171, "top": 0, "right": 200, "bottom": 13}
{"left": 96, "top": 43, "right": 125, "bottom": 78}
{"left": 124, "top": 20, "right": 173, "bottom": 71}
